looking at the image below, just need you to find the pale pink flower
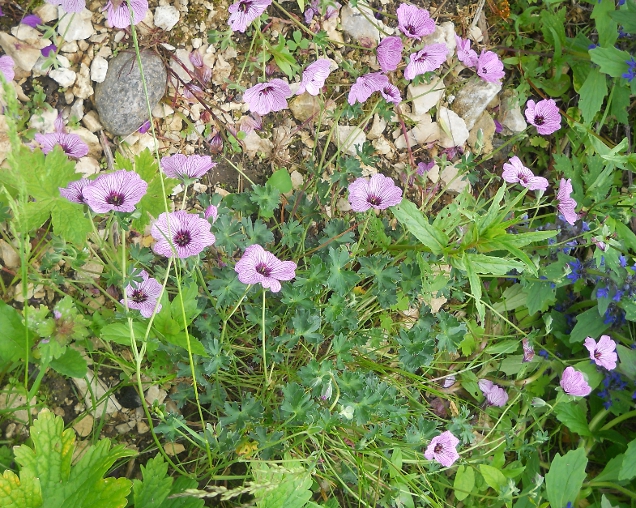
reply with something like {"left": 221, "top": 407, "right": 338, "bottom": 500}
{"left": 557, "top": 178, "right": 578, "bottom": 225}
{"left": 584, "top": 335, "right": 617, "bottom": 371}
{"left": 297, "top": 58, "right": 332, "bottom": 96}
{"left": 83, "top": 170, "right": 148, "bottom": 213}
{"left": 348, "top": 174, "right": 403, "bottom": 212}
{"left": 478, "top": 379, "right": 508, "bottom": 406}
{"left": 228, "top": 0, "right": 272, "bottom": 33}
{"left": 424, "top": 431, "right": 460, "bottom": 467}
{"left": 525, "top": 98, "right": 561, "bottom": 135}
{"left": 560, "top": 366, "right": 592, "bottom": 396}
{"left": 160, "top": 154, "right": 216, "bottom": 180}
{"left": 376, "top": 36, "right": 403, "bottom": 73}
{"left": 35, "top": 132, "right": 89, "bottom": 159}
{"left": 476, "top": 51, "right": 505, "bottom": 83}
{"left": 59, "top": 178, "right": 91, "bottom": 204}
{"left": 122, "top": 270, "right": 162, "bottom": 318}
{"left": 151, "top": 211, "right": 216, "bottom": 258}
{"left": 0, "top": 55, "right": 15, "bottom": 83}
{"left": 243, "top": 79, "right": 292, "bottom": 115}
{"left": 45, "top": 0, "right": 85, "bottom": 13}
{"left": 235, "top": 244, "right": 296, "bottom": 293}
{"left": 404, "top": 44, "right": 448, "bottom": 80}
{"left": 348, "top": 72, "right": 389, "bottom": 105}
{"left": 455, "top": 35, "right": 477, "bottom": 68}
{"left": 397, "top": 3, "right": 435, "bottom": 40}
{"left": 104, "top": 0, "right": 148, "bottom": 28}
{"left": 204, "top": 204, "right": 218, "bottom": 222}
{"left": 380, "top": 83, "right": 402, "bottom": 104}
{"left": 501, "top": 156, "right": 548, "bottom": 191}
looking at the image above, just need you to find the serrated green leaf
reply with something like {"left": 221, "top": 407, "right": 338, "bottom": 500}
{"left": 592, "top": 0, "right": 619, "bottom": 46}
{"left": 554, "top": 400, "right": 591, "bottom": 436}
{"left": 392, "top": 199, "right": 448, "bottom": 255}
{"left": 479, "top": 464, "right": 507, "bottom": 493}
{"left": 522, "top": 278, "right": 556, "bottom": 315}
{"left": 49, "top": 347, "right": 88, "bottom": 378}
{"left": 252, "top": 462, "right": 313, "bottom": 508}
{"left": 51, "top": 200, "right": 93, "bottom": 247}
{"left": 619, "top": 439, "right": 636, "bottom": 481}
{"left": 464, "top": 253, "right": 525, "bottom": 275}
{"left": 590, "top": 47, "right": 631, "bottom": 78}
{"left": 569, "top": 307, "right": 609, "bottom": 343}
{"left": 579, "top": 67, "right": 608, "bottom": 124}
{"left": 453, "top": 465, "right": 474, "bottom": 501}
{"left": 0, "top": 300, "right": 32, "bottom": 364}
{"left": 132, "top": 455, "right": 172, "bottom": 508}
{"left": 545, "top": 447, "right": 588, "bottom": 508}
{"left": 0, "top": 469, "right": 43, "bottom": 508}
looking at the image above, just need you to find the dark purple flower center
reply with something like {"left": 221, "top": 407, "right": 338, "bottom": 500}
{"left": 106, "top": 192, "right": 125, "bottom": 206}
{"left": 405, "top": 24, "right": 416, "bottom": 35}
{"left": 434, "top": 443, "right": 444, "bottom": 454}
{"left": 518, "top": 174, "right": 529, "bottom": 184}
{"left": 594, "top": 349, "right": 602, "bottom": 360}
{"left": 259, "top": 86, "right": 274, "bottom": 97}
{"left": 534, "top": 115, "right": 545, "bottom": 125}
{"left": 255, "top": 262, "right": 272, "bottom": 277}
{"left": 239, "top": 0, "right": 252, "bottom": 12}
{"left": 367, "top": 194, "right": 382, "bottom": 206}
{"left": 174, "top": 230, "right": 192, "bottom": 247}
{"left": 131, "top": 289, "right": 148, "bottom": 303}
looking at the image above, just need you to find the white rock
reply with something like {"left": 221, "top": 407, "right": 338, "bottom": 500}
{"left": 75, "top": 156, "right": 101, "bottom": 177}
{"left": 336, "top": 125, "right": 366, "bottom": 156}
{"left": 69, "top": 127, "right": 101, "bottom": 158}
{"left": 72, "top": 370, "right": 122, "bottom": 416}
{"left": 70, "top": 98, "right": 84, "bottom": 121}
{"left": 73, "top": 414, "right": 94, "bottom": 437}
{"left": 0, "top": 387, "right": 36, "bottom": 423}
{"left": 164, "top": 443, "right": 185, "bottom": 456}
{"left": 0, "top": 33, "right": 42, "bottom": 73}
{"left": 152, "top": 102, "right": 174, "bottom": 118}
{"left": 422, "top": 22, "right": 456, "bottom": 58}
{"left": 452, "top": 77, "right": 502, "bottom": 130}
{"left": 192, "top": 37, "right": 202, "bottom": 49}
{"left": 440, "top": 163, "right": 471, "bottom": 194}
{"left": 290, "top": 170, "right": 304, "bottom": 190}
{"left": 0, "top": 239, "right": 19, "bottom": 270}
{"left": 499, "top": 91, "right": 527, "bottom": 134}
{"left": 90, "top": 55, "right": 108, "bottom": 83}
{"left": 57, "top": 7, "right": 94, "bottom": 41}
{"left": 50, "top": 67, "right": 77, "bottom": 88}
{"left": 154, "top": 5, "right": 180, "bottom": 31}
{"left": 468, "top": 112, "right": 496, "bottom": 154}
{"left": 340, "top": 1, "right": 380, "bottom": 45}
{"left": 145, "top": 385, "right": 168, "bottom": 405}
{"left": 73, "top": 63, "right": 93, "bottom": 99}
{"left": 469, "top": 26, "right": 483, "bottom": 43}
{"left": 407, "top": 78, "right": 445, "bottom": 117}
{"left": 395, "top": 115, "right": 440, "bottom": 149}
{"left": 60, "top": 41, "right": 79, "bottom": 53}
{"left": 82, "top": 110, "right": 103, "bottom": 132}
{"left": 438, "top": 107, "right": 469, "bottom": 148}
{"left": 34, "top": 3, "right": 58, "bottom": 23}
{"left": 367, "top": 113, "right": 386, "bottom": 140}
{"left": 372, "top": 136, "right": 393, "bottom": 156}
{"left": 170, "top": 49, "right": 194, "bottom": 83}
{"left": 11, "top": 25, "right": 49, "bottom": 48}
{"left": 212, "top": 54, "right": 231, "bottom": 85}
{"left": 29, "top": 109, "right": 58, "bottom": 133}
{"left": 243, "top": 130, "right": 273, "bottom": 158}
{"left": 56, "top": 54, "right": 71, "bottom": 68}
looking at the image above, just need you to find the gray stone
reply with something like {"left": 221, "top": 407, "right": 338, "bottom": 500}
{"left": 94, "top": 51, "right": 167, "bottom": 136}
{"left": 499, "top": 90, "right": 527, "bottom": 134}
{"left": 340, "top": 2, "right": 380, "bottom": 45}
{"left": 452, "top": 77, "right": 501, "bottom": 131}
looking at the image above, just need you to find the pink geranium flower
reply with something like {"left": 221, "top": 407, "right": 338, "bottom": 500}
{"left": 560, "top": 366, "right": 592, "bottom": 396}
{"left": 478, "top": 379, "right": 508, "bottom": 407}
{"left": 380, "top": 83, "right": 402, "bottom": 104}
{"left": 455, "top": 35, "right": 478, "bottom": 68}
{"left": 83, "top": 170, "right": 148, "bottom": 213}
{"left": 424, "top": 431, "right": 460, "bottom": 467}
{"left": 160, "top": 154, "right": 216, "bottom": 180}
{"left": 476, "top": 51, "right": 505, "bottom": 83}
{"left": 243, "top": 79, "right": 292, "bottom": 115}
{"left": 151, "top": 211, "right": 216, "bottom": 259}
{"left": 122, "top": 270, "right": 162, "bottom": 318}
{"left": 228, "top": 0, "right": 273, "bottom": 33}
{"left": 0, "top": 55, "right": 15, "bottom": 82}
{"left": 584, "top": 335, "right": 617, "bottom": 370}
{"left": 235, "top": 244, "right": 297, "bottom": 293}
{"left": 376, "top": 36, "right": 403, "bottom": 73}
{"left": 297, "top": 58, "right": 332, "bottom": 96}
{"left": 525, "top": 98, "right": 561, "bottom": 135}
{"left": 557, "top": 178, "right": 578, "bottom": 225}
{"left": 397, "top": 3, "right": 435, "bottom": 40}
{"left": 104, "top": 0, "right": 148, "bottom": 28}
{"left": 501, "top": 156, "right": 549, "bottom": 192}
{"left": 404, "top": 44, "right": 448, "bottom": 80}
{"left": 348, "top": 174, "right": 403, "bottom": 212}
{"left": 204, "top": 204, "right": 218, "bottom": 222}
{"left": 59, "top": 178, "right": 92, "bottom": 204}
{"left": 45, "top": 0, "right": 85, "bottom": 13}
{"left": 348, "top": 72, "right": 389, "bottom": 105}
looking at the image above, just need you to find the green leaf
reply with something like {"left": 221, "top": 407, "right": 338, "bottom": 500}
{"left": 479, "top": 464, "right": 507, "bottom": 493}
{"left": 435, "top": 311, "right": 467, "bottom": 354}
{"left": 132, "top": 455, "right": 173, "bottom": 508}
{"left": 0, "top": 469, "right": 43, "bottom": 508}
{"left": 249, "top": 184, "right": 281, "bottom": 219}
{"left": 100, "top": 321, "right": 149, "bottom": 346}
{"left": 609, "top": 83, "right": 631, "bottom": 125}
{"left": 579, "top": 67, "right": 608, "bottom": 124}
{"left": 268, "top": 35, "right": 301, "bottom": 80}
{"left": 590, "top": 47, "right": 631, "bottom": 78}
{"left": 267, "top": 169, "right": 293, "bottom": 194}
{"left": 545, "top": 447, "right": 588, "bottom": 508}
{"left": 594, "top": 454, "right": 623, "bottom": 483}
{"left": 592, "top": 0, "right": 619, "bottom": 47}
{"left": 458, "top": 253, "right": 484, "bottom": 322}
{"left": 253, "top": 462, "right": 313, "bottom": 508}
{"left": 49, "top": 347, "right": 88, "bottom": 378}
{"left": 618, "top": 438, "right": 636, "bottom": 481}
{"left": 392, "top": 199, "right": 448, "bottom": 256}
{"left": 554, "top": 400, "right": 591, "bottom": 436}
{"left": 170, "top": 282, "right": 201, "bottom": 327}
{"left": 160, "top": 476, "right": 205, "bottom": 508}
{"left": 11, "top": 410, "right": 135, "bottom": 508}
{"left": 0, "top": 300, "right": 31, "bottom": 364}
{"left": 161, "top": 331, "right": 207, "bottom": 356}
{"left": 463, "top": 253, "right": 525, "bottom": 276}
{"left": 617, "top": 344, "right": 636, "bottom": 380}
{"left": 326, "top": 247, "right": 360, "bottom": 294}
{"left": 492, "top": 284, "right": 527, "bottom": 313}
{"left": 51, "top": 200, "right": 93, "bottom": 246}
{"left": 569, "top": 307, "right": 610, "bottom": 343}
{"left": 453, "top": 465, "right": 474, "bottom": 501}
{"left": 522, "top": 278, "right": 556, "bottom": 315}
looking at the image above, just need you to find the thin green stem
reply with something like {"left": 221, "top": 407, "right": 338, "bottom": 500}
{"left": 262, "top": 289, "right": 269, "bottom": 386}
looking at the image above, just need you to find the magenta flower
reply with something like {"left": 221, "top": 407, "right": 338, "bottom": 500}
{"left": 376, "top": 36, "right": 403, "bottom": 73}
{"left": 160, "top": 154, "right": 216, "bottom": 180}
{"left": 557, "top": 178, "right": 578, "bottom": 225}
{"left": 478, "top": 379, "right": 508, "bottom": 407}
{"left": 501, "top": 156, "right": 548, "bottom": 192}
{"left": 35, "top": 132, "right": 89, "bottom": 159}
{"left": 228, "top": 0, "right": 273, "bottom": 33}
{"left": 234, "top": 244, "right": 297, "bottom": 293}
{"left": 560, "top": 366, "right": 592, "bottom": 396}
{"left": 348, "top": 174, "right": 403, "bottom": 212}
{"left": 525, "top": 99, "right": 561, "bottom": 135}
{"left": 22, "top": 14, "right": 42, "bottom": 28}
{"left": 151, "top": 211, "right": 216, "bottom": 259}
{"left": 404, "top": 44, "right": 448, "bottom": 80}
{"left": 41, "top": 44, "right": 57, "bottom": 57}
{"left": 204, "top": 204, "right": 218, "bottom": 222}
{"left": 122, "top": 270, "right": 162, "bottom": 318}
{"left": 243, "top": 79, "right": 292, "bottom": 115}
{"left": 584, "top": 335, "right": 617, "bottom": 371}
{"left": 104, "top": 0, "right": 148, "bottom": 29}
{"left": 83, "top": 170, "right": 148, "bottom": 213}
{"left": 476, "top": 51, "right": 505, "bottom": 83}
{"left": 397, "top": 3, "right": 435, "bottom": 40}
{"left": 522, "top": 337, "right": 535, "bottom": 363}
{"left": 189, "top": 51, "right": 212, "bottom": 84}
{"left": 455, "top": 35, "right": 477, "bottom": 68}
{"left": 59, "top": 178, "right": 91, "bottom": 204}
{"left": 0, "top": 55, "right": 15, "bottom": 82}
{"left": 45, "top": 0, "right": 86, "bottom": 13}
{"left": 297, "top": 58, "right": 332, "bottom": 96}
{"left": 424, "top": 431, "right": 460, "bottom": 467}
{"left": 380, "top": 83, "right": 402, "bottom": 104}
{"left": 348, "top": 72, "right": 389, "bottom": 105}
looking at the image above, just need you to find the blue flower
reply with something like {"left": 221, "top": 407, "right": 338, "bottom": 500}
{"left": 567, "top": 260, "right": 584, "bottom": 283}
{"left": 613, "top": 290, "right": 624, "bottom": 302}
{"left": 597, "top": 286, "right": 609, "bottom": 298}
{"left": 623, "top": 57, "right": 636, "bottom": 82}
{"left": 619, "top": 255, "right": 627, "bottom": 267}
{"left": 538, "top": 349, "right": 549, "bottom": 359}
